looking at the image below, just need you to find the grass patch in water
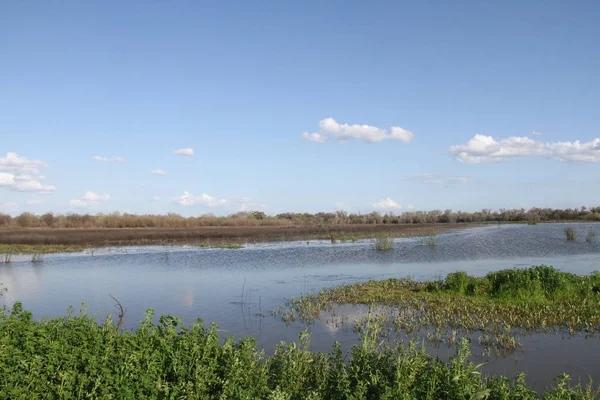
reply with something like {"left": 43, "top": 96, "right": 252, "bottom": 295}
{"left": 0, "top": 302, "right": 597, "bottom": 399}
{"left": 0, "top": 243, "right": 86, "bottom": 254}
{"left": 373, "top": 234, "right": 394, "bottom": 251}
{"left": 279, "top": 266, "right": 600, "bottom": 352}
{"left": 565, "top": 226, "right": 577, "bottom": 241}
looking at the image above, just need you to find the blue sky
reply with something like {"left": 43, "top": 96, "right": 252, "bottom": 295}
{"left": 1, "top": 1, "right": 599, "bottom": 216}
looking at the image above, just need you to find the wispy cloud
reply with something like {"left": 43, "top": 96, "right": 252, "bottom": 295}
{"left": 26, "top": 199, "right": 45, "bottom": 205}
{"left": 151, "top": 169, "right": 168, "bottom": 176}
{"left": 93, "top": 156, "right": 125, "bottom": 163}
{"left": 301, "top": 132, "right": 327, "bottom": 143}
{"left": 173, "top": 148, "right": 194, "bottom": 156}
{"left": 172, "top": 191, "right": 229, "bottom": 207}
{"left": 238, "top": 198, "right": 269, "bottom": 212}
{"left": 404, "top": 173, "right": 471, "bottom": 185}
{"left": 0, "top": 202, "right": 18, "bottom": 213}
{"left": 302, "top": 118, "right": 414, "bottom": 144}
{"left": 0, "top": 153, "right": 56, "bottom": 193}
{"left": 371, "top": 198, "right": 402, "bottom": 210}
{"left": 151, "top": 196, "right": 160, "bottom": 202}
{"left": 70, "top": 191, "right": 111, "bottom": 208}
{"left": 449, "top": 134, "right": 600, "bottom": 164}
{"left": 530, "top": 131, "right": 544, "bottom": 136}
{"left": 335, "top": 202, "right": 351, "bottom": 211}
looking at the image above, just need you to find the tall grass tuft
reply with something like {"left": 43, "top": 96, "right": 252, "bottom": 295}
{"left": 421, "top": 230, "right": 438, "bottom": 247}
{"left": 373, "top": 234, "right": 394, "bottom": 251}
{"left": 564, "top": 226, "right": 576, "bottom": 241}
{"left": 586, "top": 230, "right": 597, "bottom": 243}
{"left": 31, "top": 252, "right": 44, "bottom": 263}
{"left": 1, "top": 253, "right": 12, "bottom": 264}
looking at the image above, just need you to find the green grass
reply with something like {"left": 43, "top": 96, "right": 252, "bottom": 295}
{"left": 0, "top": 243, "right": 86, "bottom": 254}
{"left": 373, "top": 234, "right": 394, "bottom": 251}
{"left": 587, "top": 230, "right": 597, "bottom": 243}
{"left": 565, "top": 227, "right": 577, "bottom": 241}
{"left": 0, "top": 302, "right": 597, "bottom": 399}
{"left": 278, "top": 266, "right": 600, "bottom": 352}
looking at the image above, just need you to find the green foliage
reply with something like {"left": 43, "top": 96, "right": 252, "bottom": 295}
{"left": 565, "top": 227, "right": 577, "bottom": 240}
{"left": 373, "top": 234, "right": 394, "bottom": 251}
{"left": 279, "top": 266, "right": 600, "bottom": 352}
{"left": 0, "top": 303, "right": 597, "bottom": 399}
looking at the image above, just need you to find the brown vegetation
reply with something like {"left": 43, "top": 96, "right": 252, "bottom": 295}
{"left": 0, "top": 223, "right": 467, "bottom": 247}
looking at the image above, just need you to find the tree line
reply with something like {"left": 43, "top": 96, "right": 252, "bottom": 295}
{"left": 0, "top": 206, "right": 599, "bottom": 229}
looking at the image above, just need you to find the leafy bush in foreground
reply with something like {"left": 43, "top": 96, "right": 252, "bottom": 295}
{"left": 0, "top": 302, "right": 597, "bottom": 399}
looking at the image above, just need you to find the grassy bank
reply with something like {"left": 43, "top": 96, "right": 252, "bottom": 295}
{"left": 278, "top": 266, "right": 600, "bottom": 352}
{"left": 0, "top": 302, "right": 597, "bottom": 399}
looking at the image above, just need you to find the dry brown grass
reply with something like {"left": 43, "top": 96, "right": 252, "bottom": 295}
{"left": 0, "top": 223, "right": 471, "bottom": 247}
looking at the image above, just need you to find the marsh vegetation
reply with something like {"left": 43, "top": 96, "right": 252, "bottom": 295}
{"left": 0, "top": 301, "right": 597, "bottom": 399}
{"left": 278, "top": 266, "right": 600, "bottom": 356}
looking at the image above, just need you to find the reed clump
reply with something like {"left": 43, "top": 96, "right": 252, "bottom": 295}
{"left": 0, "top": 302, "right": 597, "bottom": 398}
{"left": 565, "top": 227, "right": 577, "bottom": 241}
{"left": 373, "top": 234, "right": 394, "bottom": 251}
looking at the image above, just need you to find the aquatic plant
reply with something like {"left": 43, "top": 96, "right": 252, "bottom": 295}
{"left": 0, "top": 302, "right": 597, "bottom": 398}
{"left": 565, "top": 227, "right": 577, "bottom": 241}
{"left": 420, "top": 230, "right": 438, "bottom": 247}
{"left": 1, "top": 252, "right": 12, "bottom": 263}
{"left": 277, "top": 266, "right": 600, "bottom": 354}
{"left": 586, "top": 230, "right": 597, "bottom": 243}
{"left": 31, "top": 252, "right": 44, "bottom": 263}
{"left": 373, "top": 234, "right": 394, "bottom": 251}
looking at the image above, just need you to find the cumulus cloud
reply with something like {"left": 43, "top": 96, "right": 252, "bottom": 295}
{"left": 173, "top": 148, "right": 194, "bottom": 156}
{"left": 26, "top": 199, "right": 45, "bottom": 205}
{"left": 371, "top": 198, "right": 402, "bottom": 210}
{"left": 404, "top": 173, "right": 471, "bottom": 185}
{"left": 0, "top": 153, "right": 56, "bottom": 193}
{"left": 93, "top": 156, "right": 125, "bottom": 163}
{"left": 301, "top": 132, "right": 327, "bottom": 143}
{"left": 152, "top": 169, "right": 168, "bottom": 176}
{"left": 70, "top": 191, "right": 111, "bottom": 208}
{"left": 302, "top": 118, "right": 414, "bottom": 144}
{"left": 449, "top": 135, "right": 600, "bottom": 164}
{"left": 172, "top": 191, "right": 229, "bottom": 207}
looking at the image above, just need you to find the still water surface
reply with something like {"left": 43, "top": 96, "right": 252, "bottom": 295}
{"left": 1, "top": 223, "right": 600, "bottom": 391}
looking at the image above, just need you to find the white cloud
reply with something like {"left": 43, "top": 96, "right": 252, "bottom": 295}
{"left": 13, "top": 180, "right": 56, "bottom": 193}
{"left": 407, "top": 204, "right": 415, "bottom": 209}
{"left": 172, "top": 191, "right": 229, "bottom": 207}
{"left": 301, "top": 132, "right": 327, "bottom": 143}
{"left": 152, "top": 169, "right": 168, "bottom": 176}
{"left": 238, "top": 198, "right": 269, "bottom": 212}
{"left": 404, "top": 174, "right": 471, "bottom": 185}
{"left": 0, "top": 202, "right": 17, "bottom": 213}
{"left": 151, "top": 196, "right": 160, "bottom": 202}
{"left": 70, "top": 191, "right": 111, "bottom": 208}
{"left": 0, "top": 172, "right": 15, "bottom": 186}
{"left": 302, "top": 118, "right": 414, "bottom": 144}
{"left": 530, "top": 131, "right": 544, "bottom": 136}
{"left": 335, "top": 202, "right": 351, "bottom": 211}
{"left": 93, "top": 156, "right": 125, "bottom": 163}
{"left": 26, "top": 199, "right": 45, "bottom": 205}
{"left": 449, "top": 134, "right": 600, "bottom": 164}
{"left": 0, "top": 153, "right": 56, "bottom": 193}
{"left": 173, "top": 148, "right": 194, "bottom": 156}
{"left": 371, "top": 198, "right": 402, "bottom": 210}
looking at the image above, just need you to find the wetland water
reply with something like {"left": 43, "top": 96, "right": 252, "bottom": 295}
{"left": 2, "top": 222, "right": 600, "bottom": 391}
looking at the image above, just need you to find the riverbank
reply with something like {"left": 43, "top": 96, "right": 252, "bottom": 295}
{"left": 0, "top": 223, "right": 474, "bottom": 252}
